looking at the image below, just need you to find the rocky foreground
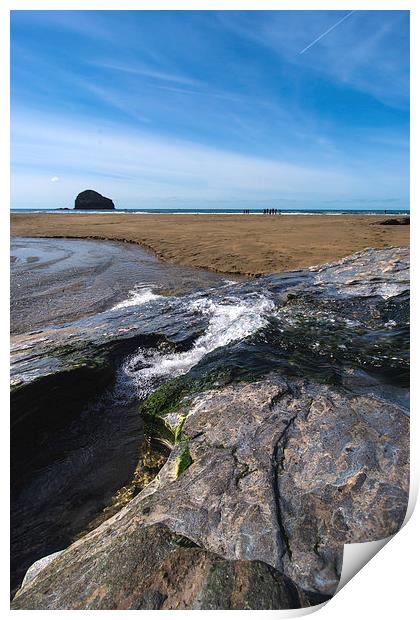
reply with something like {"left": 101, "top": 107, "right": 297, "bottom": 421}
{"left": 11, "top": 246, "right": 409, "bottom": 610}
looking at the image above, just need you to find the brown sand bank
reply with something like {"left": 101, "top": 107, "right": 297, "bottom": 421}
{"left": 11, "top": 213, "right": 409, "bottom": 276}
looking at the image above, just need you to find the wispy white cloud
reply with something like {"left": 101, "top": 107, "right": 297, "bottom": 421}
{"left": 91, "top": 60, "right": 201, "bottom": 87}
{"left": 89, "top": 61, "right": 244, "bottom": 106}
{"left": 12, "top": 111, "right": 363, "bottom": 208}
{"left": 81, "top": 82, "right": 151, "bottom": 124}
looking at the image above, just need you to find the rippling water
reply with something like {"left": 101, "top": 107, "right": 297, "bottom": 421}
{"left": 10, "top": 237, "right": 234, "bottom": 334}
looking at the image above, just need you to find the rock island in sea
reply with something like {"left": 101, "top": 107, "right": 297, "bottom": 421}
{"left": 74, "top": 189, "right": 115, "bottom": 210}
{"left": 10, "top": 211, "right": 409, "bottom": 610}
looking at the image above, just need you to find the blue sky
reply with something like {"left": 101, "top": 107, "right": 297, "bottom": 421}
{"left": 11, "top": 10, "right": 409, "bottom": 210}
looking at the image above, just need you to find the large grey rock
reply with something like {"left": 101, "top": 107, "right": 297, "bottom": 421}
{"left": 74, "top": 189, "right": 115, "bottom": 210}
{"left": 310, "top": 245, "right": 409, "bottom": 298}
{"left": 12, "top": 376, "right": 409, "bottom": 608}
{"left": 276, "top": 388, "right": 409, "bottom": 593}
{"left": 149, "top": 379, "right": 408, "bottom": 595}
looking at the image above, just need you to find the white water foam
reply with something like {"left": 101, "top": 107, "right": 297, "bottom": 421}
{"left": 124, "top": 293, "right": 274, "bottom": 397}
{"left": 223, "top": 279, "right": 240, "bottom": 286}
{"left": 112, "top": 286, "right": 162, "bottom": 310}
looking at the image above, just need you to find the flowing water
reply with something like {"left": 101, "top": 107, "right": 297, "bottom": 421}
{"left": 10, "top": 237, "right": 232, "bottom": 334}
{"left": 10, "top": 238, "right": 409, "bottom": 594}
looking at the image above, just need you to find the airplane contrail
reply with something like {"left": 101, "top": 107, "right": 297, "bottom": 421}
{"left": 299, "top": 10, "right": 356, "bottom": 55}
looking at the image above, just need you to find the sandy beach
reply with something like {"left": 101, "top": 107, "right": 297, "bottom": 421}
{"left": 11, "top": 213, "right": 409, "bottom": 276}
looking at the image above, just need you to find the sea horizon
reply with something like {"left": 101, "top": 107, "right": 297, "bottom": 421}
{"left": 11, "top": 207, "right": 410, "bottom": 215}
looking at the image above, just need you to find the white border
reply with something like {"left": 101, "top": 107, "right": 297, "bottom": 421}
{"left": 2, "top": 2, "right": 417, "bottom": 618}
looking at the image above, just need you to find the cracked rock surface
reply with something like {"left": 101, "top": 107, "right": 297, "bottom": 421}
{"left": 12, "top": 375, "right": 408, "bottom": 608}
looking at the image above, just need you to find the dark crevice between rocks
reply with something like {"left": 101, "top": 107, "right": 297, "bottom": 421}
{"left": 74, "top": 438, "right": 171, "bottom": 542}
{"left": 271, "top": 410, "right": 299, "bottom": 565}
{"left": 11, "top": 333, "right": 176, "bottom": 484}
{"left": 10, "top": 333, "right": 181, "bottom": 597}
{"left": 171, "top": 533, "right": 202, "bottom": 549}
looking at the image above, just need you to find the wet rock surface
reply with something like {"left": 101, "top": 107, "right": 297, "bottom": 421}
{"left": 10, "top": 245, "right": 409, "bottom": 609}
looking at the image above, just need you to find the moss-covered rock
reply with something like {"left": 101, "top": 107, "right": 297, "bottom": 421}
{"left": 139, "top": 364, "right": 259, "bottom": 421}
{"left": 175, "top": 443, "right": 193, "bottom": 478}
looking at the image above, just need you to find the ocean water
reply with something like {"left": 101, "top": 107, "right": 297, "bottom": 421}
{"left": 11, "top": 207, "right": 410, "bottom": 215}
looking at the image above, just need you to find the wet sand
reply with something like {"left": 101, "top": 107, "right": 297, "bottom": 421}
{"left": 11, "top": 213, "right": 409, "bottom": 276}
